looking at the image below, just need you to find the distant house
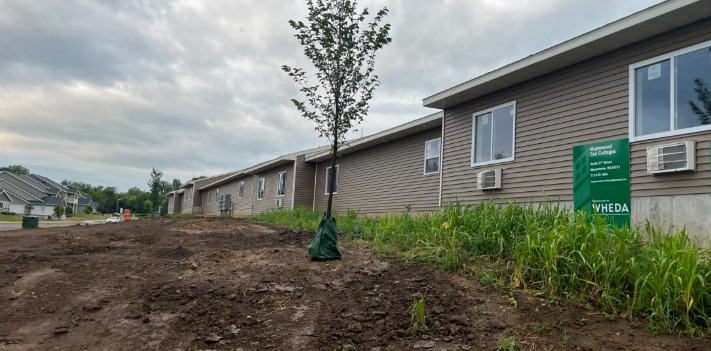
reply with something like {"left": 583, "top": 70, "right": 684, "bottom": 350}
{"left": 0, "top": 171, "right": 87, "bottom": 217}
{"left": 78, "top": 194, "right": 95, "bottom": 213}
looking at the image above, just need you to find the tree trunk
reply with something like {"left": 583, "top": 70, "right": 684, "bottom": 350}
{"left": 325, "top": 102, "right": 339, "bottom": 219}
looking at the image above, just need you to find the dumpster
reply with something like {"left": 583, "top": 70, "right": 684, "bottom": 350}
{"left": 22, "top": 216, "right": 39, "bottom": 229}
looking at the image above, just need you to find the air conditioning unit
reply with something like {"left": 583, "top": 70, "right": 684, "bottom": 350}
{"left": 477, "top": 169, "right": 502, "bottom": 190}
{"left": 276, "top": 198, "right": 283, "bottom": 208}
{"left": 646, "top": 141, "right": 695, "bottom": 174}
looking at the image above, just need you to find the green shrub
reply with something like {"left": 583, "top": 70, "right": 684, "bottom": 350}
{"left": 514, "top": 213, "right": 711, "bottom": 335}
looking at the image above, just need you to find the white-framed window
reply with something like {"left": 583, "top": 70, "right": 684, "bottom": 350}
{"left": 238, "top": 181, "right": 244, "bottom": 198}
{"left": 630, "top": 40, "right": 711, "bottom": 141}
{"left": 0, "top": 201, "right": 4, "bottom": 208}
{"left": 471, "top": 101, "right": 516, "bottom": 166}
{"left": 277, "top": 171, "right": 286, "bottom": 197}
{"left": 325, "top": 165, "right": 339, "bottom": 195}
{"left": 257, "top": 177, "right": 265, "bottom": 200}
{"left": 207, "top": 191, "right": 211, "bottom": 204}
{"left": 424, "top": 138, "right": 441, "bottom": 175}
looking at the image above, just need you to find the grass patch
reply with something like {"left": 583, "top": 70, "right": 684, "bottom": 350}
{"left": 247, "top": 203, "right": 711, "bottom": 335}
{"left": 407, "top": 293, "right": 429, "bottom": 335}
{"left": 248, "top": 206, "right": 378, "bottom": 237}
{"left": 497, "top": 336, "right": 520, "bottom": 351}
{"left": 471, "top": 306, "right": 493, "bottom": 316}
{"left": 0, "top": 214, "right": 39, "bottom": 222}
{"left": 0, "top": 213, "right": 108, "bottom": 222}
{"left": 65, "top": 213, "right": 107, "bottom": 221}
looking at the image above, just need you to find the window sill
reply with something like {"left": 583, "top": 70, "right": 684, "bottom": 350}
{"left": 424, "top": 171, "right": 440, "bottom": 176}
{"left": 630, "top": 124, "right": 711, "bottom": 143}
{"left": 471, "top": 158, "right": 514, "bottom": 168}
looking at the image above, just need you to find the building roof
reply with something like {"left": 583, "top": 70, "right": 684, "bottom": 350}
{"left": 198, "top": 145, "right": 331, "bottom": 191}
{"left": 0, "top": 171, "right": 53, "bottom": 194}
{"left": 0, "top": 189, "right": 15, "bottom": 203}
{"left": 423, "top": 0, "right": 711, "bottom": 109}
{"left": 306, "top": 112, "right": 443, "bottom": 162}
{"left": 0, "top": 180, "right": 42, "bottom": 203}
{"left": 41, "top": 196, "right": 63, "bottom": 206}
{"left": 180, "top": 171, "right": 238, "bottom": 189}
{"left": 78, "top": 194, "right": 93, "bottom": 206}
{"left": 29, "top": 174, "right": 78, "bottom": 194}
{"left": 243, "top": 145, "right": 331, "bottom": 174}
{"left": 198, "top": 170, "right": 248, "bottom": 191}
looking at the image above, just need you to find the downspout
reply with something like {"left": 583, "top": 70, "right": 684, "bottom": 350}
{"left": 438, "top": 111, "right": 445, "bottom": 208}
{"left": 291, "top": 159, "right": 297, "bottom": 209}
{"left": 250, "top": 174, "right": 256, "bottom": 216}
{"left": 312, "top": 162, "right": 318, "bottom": 211}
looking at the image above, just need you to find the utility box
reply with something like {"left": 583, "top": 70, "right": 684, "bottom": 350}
{"left": 22, "top": 216, "right": 39, "bottom": 229}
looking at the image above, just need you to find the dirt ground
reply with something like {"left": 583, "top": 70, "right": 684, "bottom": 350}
{"left": 1, "top": 218, "right": 709, "bottom": 351}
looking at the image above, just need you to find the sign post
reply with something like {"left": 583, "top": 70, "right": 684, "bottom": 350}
{"left": 573, "top": 138, "right": 631, "bottom": 228}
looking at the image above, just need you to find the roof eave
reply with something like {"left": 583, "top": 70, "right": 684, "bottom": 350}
{"left": 423, "top": 0, "right": 710, "bottom": 110}
{"left": 306, "top": 112, "right": 444, "bottom": 162}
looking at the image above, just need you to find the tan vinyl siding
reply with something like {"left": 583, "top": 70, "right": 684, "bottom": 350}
{"left": 293, "top": 155, "right": 316, "bottom": 208}
{"left": 173, "top": 194, "right": 182, "bottom": 214}
{"left": 167, "top": 196, "right": 175, "bottom": 214}
{"left": 191, "top": 174, "right": 233, "bottom": 208}
{"left": 252, "top": 163, "right": 294, "bottom": 214}
{"left": 442, "top": 18, "right": 711, "bottom": 205}
{"left": 233, "top": 176, "right": 254, "bottom": 216}
{"left": 314, "top": 127, "right": 441, "bottom": 214}
{"left": 201, "top": 184, "right": 233, "bottom": 216}
{"left": 182, "top": 187, "right": 194, "bottom": 213}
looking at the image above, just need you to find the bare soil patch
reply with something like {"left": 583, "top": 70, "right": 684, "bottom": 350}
{"left": 1, "top": 218, "right": 708, "bottom": 350}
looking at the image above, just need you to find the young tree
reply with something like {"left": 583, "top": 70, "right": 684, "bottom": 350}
{"left": 53, "top": 205, "right": 65, "bottom": 218}
{"left": 282, "top": 0, "right": 392, "bottom": 220}
{"left": 148, "top": 168, "right": 163, "bottom": 216}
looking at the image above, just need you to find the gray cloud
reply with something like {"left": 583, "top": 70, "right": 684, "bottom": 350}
{"left": 0, "top": 0, "right": 663, "bottom": 190}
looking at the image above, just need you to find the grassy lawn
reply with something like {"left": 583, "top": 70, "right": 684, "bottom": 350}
{"left": 0, "top": 213, "right": 109, "bottom": 222}
{"left": 0, "top": 214, "right": 43, "bottom": 222}
{"left": 66, "top": 213, "right": 110, "bottom": 221}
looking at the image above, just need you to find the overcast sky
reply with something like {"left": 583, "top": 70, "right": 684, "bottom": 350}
{"left": 0, "top": 0, "right": 664, "bottom": 191}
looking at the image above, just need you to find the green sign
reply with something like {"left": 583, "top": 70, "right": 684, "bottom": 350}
{"left": 573, "top": 138, "right": 631, "bottom": 228}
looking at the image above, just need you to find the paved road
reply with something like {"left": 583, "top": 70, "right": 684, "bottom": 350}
{"left": 0, "top": 220, "right": 104, "bottom": 232}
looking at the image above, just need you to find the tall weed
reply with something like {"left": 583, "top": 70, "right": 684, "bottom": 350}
{"left": 248, "top": 202, "right": 711, "bottom": 335}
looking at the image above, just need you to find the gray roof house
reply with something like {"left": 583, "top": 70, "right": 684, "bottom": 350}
{"left": 0, "top": 171, "right": 82, "bottom": 217}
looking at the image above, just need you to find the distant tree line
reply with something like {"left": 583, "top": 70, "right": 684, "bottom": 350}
{"left": 62, "top": 174, "right": 183, "bottom": 215}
